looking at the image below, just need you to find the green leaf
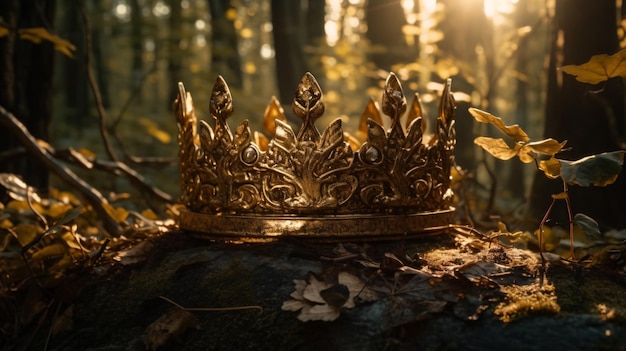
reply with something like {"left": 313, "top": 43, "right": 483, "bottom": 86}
{"left": 560, "top": 49, "right": 626, "bottom": 84}
{"left": 468, "top": 108, "right": 530, "bottom": 143}
{"left": 573, "top": 213, "right": 601, "bottom": 238}
{"left": 559, "top": 151, "right": 625, "bottom": 187}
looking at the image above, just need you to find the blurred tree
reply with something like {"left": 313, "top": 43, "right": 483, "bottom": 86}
{"left": 365, "top": 0, "right": 411, "bottom": 72}
{"left": 0, "top": 0, "right": 56, "bottom": 192}
{"left": 438, "top": 0, "right": 487, "bottom": 170}
{"left": 168, "top": 0, "right": 183, "bottom": 106}
{"left": 271, "top": 0, "right": 308, "bottom": 104}
{"left": 209, "top": 0, "right": 242, "bottom": 88}
{"left": 58, "top": 2, "right": 89, "bottom": 126}
{"left": 130, "top": 0, "right": 144, "bottom": 94}
{"left": 531, "top": 0, "right": 626, "bottom": 229}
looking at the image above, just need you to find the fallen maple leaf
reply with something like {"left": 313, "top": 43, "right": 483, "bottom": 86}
{"left": 282, "top": 272, "right": 378, "bottom": 322}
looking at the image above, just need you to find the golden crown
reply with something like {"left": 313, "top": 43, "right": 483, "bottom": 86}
{"left": 175, "top": 72, "right": 456, "bottom": 241}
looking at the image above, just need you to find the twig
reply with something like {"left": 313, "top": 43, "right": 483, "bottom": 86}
{"left": 159, "top": 296, "right": 263, "bottom": 315}
{"left": 54, "top": 147, "right": 174, "bottom": 205}
{"left": 77, "top": 2, "right": 118, "bottom": 163}
{"left": 0, "top": 105, "right": 123, "bottom": 237}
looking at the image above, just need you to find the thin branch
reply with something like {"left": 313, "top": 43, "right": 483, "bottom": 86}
{"left": 54, "top": 147, "right": 174, "bottom": 205}
{"left": 159, "top": 296, "right": 263, "bottom": 315}
{"left": 77, "top": 2, "right": 119, "bottom": 163}
{"left": 0, "top": 105, "right": 123, "bottom": 237}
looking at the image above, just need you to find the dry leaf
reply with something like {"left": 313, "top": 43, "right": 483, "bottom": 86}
{"left": 560, "top": 49, "right": 626, "bottom": 84}
{"left": 113, "top": 240, "right": 153, "bottom": 265}
{"left": 282, "top": 272, "right": 377, "bottom": 322}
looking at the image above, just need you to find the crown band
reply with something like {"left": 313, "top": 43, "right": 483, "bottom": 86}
{"left": 175, "top": 72, "right": 456, "bottom": 241}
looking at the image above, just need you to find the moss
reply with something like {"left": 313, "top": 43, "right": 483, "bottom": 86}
{"left": 494, "top": 282, "right": 561, "bottom": 323}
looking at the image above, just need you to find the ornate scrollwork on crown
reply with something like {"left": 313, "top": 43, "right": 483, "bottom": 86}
{"left": 174, "top": 72, "right": 456, "bottom": 217}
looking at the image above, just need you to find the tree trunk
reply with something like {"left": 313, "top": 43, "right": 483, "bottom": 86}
{"left": 271, "top": 0, "right": 307, "bottom": 104}
{"left": 437, "top": 0, "right": 488, "bottom": 170}
{"left": 129, "top": 0, "right": 144, "bottom": 97}
{"left": 365, "top": 0, "right": 411, "bottom": 72}
{"left": 530, "top": 0, "right": 626, "bottom": 229}
{"left": 168, "top": 0, "right": 184, "bottom": 106}
{"left": 208, "top": 0, "right": 242, "bottom": 88}
{"left": 59, "top": 2, "right": 89, "bottom": 126}
{"left": 0, "top": 0, "right": 56, "bottom": 193}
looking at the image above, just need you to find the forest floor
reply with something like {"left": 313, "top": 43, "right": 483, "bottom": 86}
{"left": 3, "top": 224, "right": 626, "bottom": 351}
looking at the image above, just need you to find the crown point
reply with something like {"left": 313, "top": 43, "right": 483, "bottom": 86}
{"left": 382, "top": 73, "right": 407, "bottom": 120}
{"left": 438, "top": 78, "right": 455, "bottom": 125}
{"left": 293, "top": 72, "right": 324, "bottom": 142}
{"left": 293, "top": 72, "right": 324, "bottom": 121}
{"left": 407, "top": 93, "right": 425, "bottom": 132}
{"left": 210, "top": 75, "right": 233, "bottom": 123}
{"left": 358, "top": 99, "right": 382, "bottom": 143}
{"left": 263, "top": 96, "right": 287, "bottom": 136}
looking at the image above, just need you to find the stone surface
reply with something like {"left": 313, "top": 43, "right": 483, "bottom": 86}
{"left": 17, "top": 231, "right": 626, "bottom": 351}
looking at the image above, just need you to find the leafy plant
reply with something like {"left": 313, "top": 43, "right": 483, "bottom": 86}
{"left": 469, "top": 108, "right": 625, "bottom": 260}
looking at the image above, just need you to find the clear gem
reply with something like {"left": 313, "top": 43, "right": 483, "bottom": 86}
{"left": 241, "top": 146, "right": 258, "bottom": 165}
{"left": 364, "top": 146, "right": 381, "bottom": 163}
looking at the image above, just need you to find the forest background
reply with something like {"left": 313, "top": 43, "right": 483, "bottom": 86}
{"left": 1, "top": 0, "right": 625, "bottom": 232}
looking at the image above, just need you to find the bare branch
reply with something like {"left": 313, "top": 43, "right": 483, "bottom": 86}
{"left": 0, "top": 105, "right": 123, "bottom": 237}
{"left": 77, "top": 2, "right": 119, "bottom": 163}
{"left": 54, "top": 148, "right": 175, "bottom": 206}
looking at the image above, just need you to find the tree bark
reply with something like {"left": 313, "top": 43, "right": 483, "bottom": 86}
{"left": 208, "top": 0, "right": 242, "bottom": 88}
{"left": 168, "top": 0, "right": 184, "bottom": 106}
{"left": 0, "top": 0, "right": 56, "bottom": 193}
{"left": 365, "top": 0, "right": 411, "bottom": 72}
{"left": 531, "top": 0, "right": 626, "bottom": 229}
{"left": 59, "top": 1, "right": 89, "bottom": 126}
{"left": 271, "top": 0, "right": 307, "bottom": 104}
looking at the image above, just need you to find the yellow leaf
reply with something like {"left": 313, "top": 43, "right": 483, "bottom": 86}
{"left": 139, "top": 117, "right": 171, "bottom": 144}
{"left": 0, "top": 26, "right": 8, "bottom": 38}
{"left": 45, "top": 202, "right": 73, "bottom": 219}
{"left": 103, "top": 203, "right": 129, "bottom": 223}
{"left": 474, "top": 137, "right": 519, "bottom": 160}
{"left": 468, "top": 108, "right": 530, "bottom": 143}
{"left": 538, "top": 157, "right": 561, "bottom": 179}
{"left": 0, "top": 231, "right": 12, "bottom": 251}
{"left": 141, "top": 209, "right": 158, "bottom": 220}
{"left": 18, "top": 27, "right": 76, "bottom": 58}
{"left": 30, "top": 243, "right": 66, "bottom": 262}
{"left": 526, "top": 139, "right": 567, "bottom": 157}
{"left": 0, "top": 218, "right": 14, "bottom": 229}
{"left": 519, "top": 139, "right": 566, "bottom": 163}
{"left": 13, "top": 223, "right": 41, "bottom": 247}
{"left": 560, "top": 49, "right": 626, "bottom": 84}
{"left": 551, "top": 192, "right": 569, "bottom": 200}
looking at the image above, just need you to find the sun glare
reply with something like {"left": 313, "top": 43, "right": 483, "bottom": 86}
{"left": 483, "top": 0, "right": 518, "bottom": 24}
